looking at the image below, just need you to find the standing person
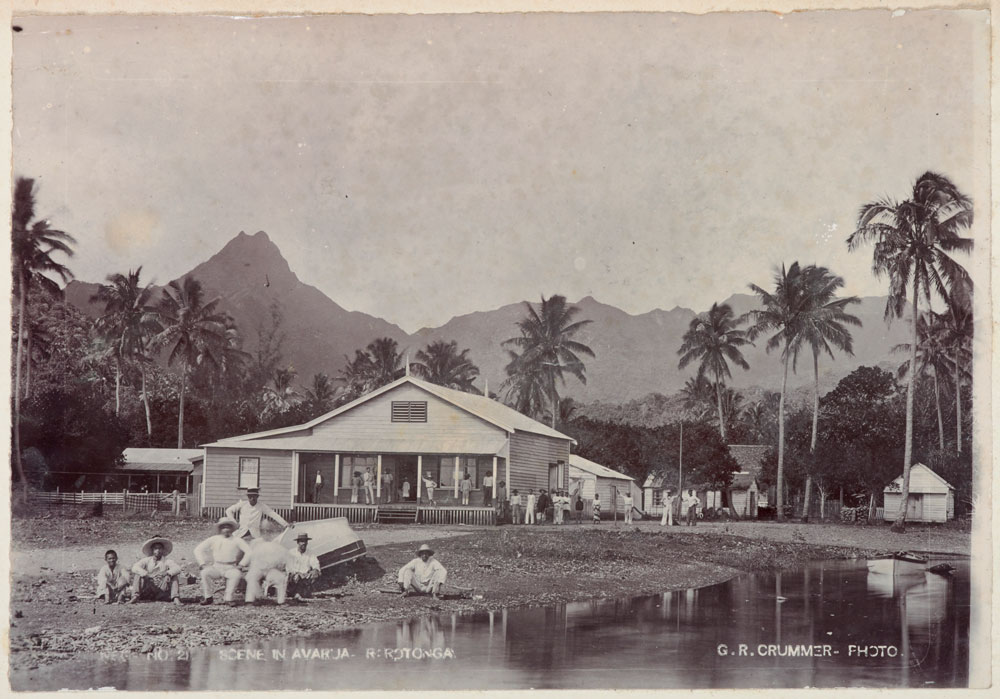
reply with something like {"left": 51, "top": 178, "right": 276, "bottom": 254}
{"left": 313, "top": 471, "right": 323, "bottom": 503}
{"left": 684, "top": 489, "right": 699, "bottom": 526}
{"left": 541, "top": 489, "right": 554, "bottom": 524}
{"left": 511, "top": 489, "right": 523, "bottom": 524}
{"left": 460, "top": 472, "right": 472, "bottom": 506}
{"left": 226, "top": 488, "right": 290, "bottom": 540}
{"left": 382, "top": 469, "right": 394, "bottom": 503}
{"left": 661, "top": 489, "right": 675, "bottom": 527}
{"left": 482, "top": 472, "right": 494, "bottom": 507}
{"left": 496, "top": 480, "right": 508, "bottom": 522}
{"left": 562, "top": 491, "right": 572, "bottom": 524}
{"left": 593, "top": 493, "right": 602, "bottom": 523}
{"left": 402, "top": 477, "right": 411, "bottom": 501}
{"left": 96, "top": 550, "right": 131, "bottom": 604}
{"left": 553, "top": 491, "right": 564, "bottom": 525}
{"left": 194, "top": 517, "right": 251, "bottom": 606}
{"left": 130, "top": 536, "right": 182, "bottom": 605}
{"left": 575, "top": 494, "right": 584, "bottom": 523}
{"left": 525, "top": 490, "right": 537, "bottom": 525}
{"left": 285, "top": 533, "right": 322, "bottom": 602}
{"left": 623, "top": 490, "right": 634, "bottom": 525}
{"left": 397, "top": 544, "right": 447, "bottom": 598}
{"left": 350, "top": 471, "right": 361, "bottom": 503}
{"left": 423, "top": 476, "right": 437, "bottom": 506}
{"left": 363, "top": 467, "right": 375, "bottom": 504}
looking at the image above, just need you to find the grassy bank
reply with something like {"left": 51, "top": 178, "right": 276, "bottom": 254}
{"left": 9, "top": 524, "right": 902, "bottom": 673}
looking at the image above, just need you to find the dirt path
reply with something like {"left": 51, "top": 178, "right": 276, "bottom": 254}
{"left": 10, "top": 525, "right": 474, "bottom": 576}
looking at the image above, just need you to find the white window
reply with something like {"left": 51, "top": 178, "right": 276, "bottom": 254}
{"left": 238, "top": 457, "right": 260, "bottom": 489}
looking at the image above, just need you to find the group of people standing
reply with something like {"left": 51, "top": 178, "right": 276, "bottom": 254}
{"left": 96, "top": 488, "right": 322, "bottom": 607}
{"left": 508, "top": 488, "right": 580, "bottom": 524}
{"left": 659, "top": 488, "right": 701, "bottom": 526}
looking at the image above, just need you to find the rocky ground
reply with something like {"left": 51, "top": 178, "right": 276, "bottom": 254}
{"left": 8, "top": 514, "right": 971, "bottom": 676}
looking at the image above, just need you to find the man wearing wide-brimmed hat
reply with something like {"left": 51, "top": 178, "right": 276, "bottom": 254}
{"left": 397, "top": 543, "right": 447, "bottom": 598}
{"left": 285, "top": 532, "right": 321, "bottom": 601}
{"left": 130, "top": 535, "right": 183, "bottom": 605}
{"left": 194, "top": 516, "right": 252, "bottom": 606}
{"left": 225, "top": 487, "right": 291, "bottom": 540}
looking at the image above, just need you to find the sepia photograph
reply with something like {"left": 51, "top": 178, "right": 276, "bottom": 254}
{"left": 5, "top": 3, "right": 992, "bottom": 692}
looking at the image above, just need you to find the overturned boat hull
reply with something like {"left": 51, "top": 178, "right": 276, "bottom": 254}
{"left": 866, "top": 551, "right": 927, "bottom": 577}
{"left": 279, "top": 517, "right": 367, "bottom": 571}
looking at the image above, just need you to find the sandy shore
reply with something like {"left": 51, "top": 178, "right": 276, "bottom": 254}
{"left": 8, "top": 517, "right": 971, "bottom": 675}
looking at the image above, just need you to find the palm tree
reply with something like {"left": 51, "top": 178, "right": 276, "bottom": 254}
{"left": 679, "top": 374, "right": 715, "bottom": 423}
{"left": 412, "top": 340, "right": 480, "bottom": 392}
{"left": 12, "top": 176, "right": 76, "bottom": 500}
{"left": 337, "top": 337, "right": 406, "bottom": 399}
{"left": 788, "top": 265, "right": 861, "bottom": 520}
{"left": 263, "top": 366, "right": 301, "bottom": 417}
{"left": 500, "top": 349, "right": 550, "bottom": 421}
{"left": 91, "top": 268, "right": 161, "bottom": 433}
{"left": 742, "top": 263, "right": 810, "bottom": 522}
{"left": 741, "top": 400, "right": 772, "bottom": 444}
{"left": 677, "top": 302, "right": 751, "bottom": 442}
{"left": 848, "top": 171, "right": 973, "bottom": 531}
{"left": 502, "top": 295, "right": 595, "bottom": 428}
{"left": 893, "top": 312, "right": 956, "bottom": 452}
{"left": 937, "top": 279, "right": 973, "bottom": 454}
{"left": 304, "top": 373, "right": 338, "bottom": 414}
{"left": 154, "top": 276, "right": 230, "bottom": 448}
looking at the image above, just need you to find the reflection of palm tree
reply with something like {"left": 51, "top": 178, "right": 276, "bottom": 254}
{"left": 155, "top": 276, "right": 230, "bottom": 448}
{"left": 12, "top": 176, "right": 76, "bottom": 500}
{"left": 677, "top": 302, "right": 751, "bottom": 441}
{"left": 502, "top": 295, "right": 594, "bottom": 428}
{"left": 848, "top": 171, "right": 972, "bottom": 532}
{"left": 412, "top": 340, "right": 480, "bottom": 392}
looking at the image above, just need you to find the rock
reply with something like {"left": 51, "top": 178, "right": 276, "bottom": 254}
{"left": 84, "top": 625, "right": 101, "bottom": 634}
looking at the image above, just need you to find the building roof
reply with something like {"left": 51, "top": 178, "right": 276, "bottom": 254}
{"left": 204, "top": 435, "right": 509, "bottom": 456}
{"left": 884, "top": 462, "right": 955, "bottom": 493}
{"left": 731, "top": 472, "right": 757, "bottom": 490}
{"left": 206, "top": 375, "right": 575, "bottom": 447}
{"left": 120, "top": 448, "right": 202, "bottom": 473}
{"left": 568, "top": 454, "right": 634, "bottom": 481}
{"left": 727, "top": 445, "right": 771, "bottom": 478}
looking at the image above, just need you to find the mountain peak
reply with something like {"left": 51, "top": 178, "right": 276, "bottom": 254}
{"left": 183, "top": 230, "right": 298, "bottom": 295}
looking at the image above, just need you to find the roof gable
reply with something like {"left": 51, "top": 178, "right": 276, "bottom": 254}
{"left": 885, "top": 463, "right": 955, "bottom": 492}
{"left": 209, "top": 375, "right": 575, "bottom": 446}
{"left": 569, "top": 454, "right": 634, "bottom": 481}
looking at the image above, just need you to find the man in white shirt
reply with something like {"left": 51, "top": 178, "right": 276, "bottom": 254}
{"left": 285, "top": 533, "right": 321, "bottom": 601}
{"left": 525, "top": 490, "right": 536, "bottom": 524}
{"left": 313, "top": 472, "right": 323, "bottom": 503}
{"left": 482, "top": 473, "right": 493, "bottom": 507}
{"left": 661, "top": 489, "right": 676, "bottom": 526}
{"left": 397, "top": 544, "right": 447, "bottom": 598}
{"left": 226, "top": 488, "right": 290, "bottom": 540}
{"left": 683, "top": 489, "right": 699, "bottom": 527}
{"left": 244, "top": 535, "right": 291, "bottom": 606}
{"left": 623, "top": 491, "right": 634, "bottom": 524}
{"left": 194, "top": 517, "right": 252, "bottom": 606}
{"left": 130, "top": 536, "right": 182, "bottom": 605}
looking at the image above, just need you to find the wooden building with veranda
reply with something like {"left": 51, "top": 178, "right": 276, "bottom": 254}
{"left": 199, "top": 375, "right": 575, "bottom": 525}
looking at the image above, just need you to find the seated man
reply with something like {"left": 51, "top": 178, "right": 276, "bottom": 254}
{"left": 96, "top": 549, "right": 131, "bottom": 604}
{"left": 397, "top": 543, "right": 447, "bottom": 598}
{"left": 244, "top": 534, "right": 291, "bottom": 606}
{"left": 285, "top": 533, "right": 321, "bottom": 602}
{"left": 131, "top": 536, "right": 182, "bottom": 605}
{"left": 194, "top": 517, "right": 251, "bottom": 606}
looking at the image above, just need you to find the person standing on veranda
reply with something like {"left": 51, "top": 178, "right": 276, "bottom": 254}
{"left": 313, "top": 471, "right": 323, "bottom": 503}
{"left": 482, "top": 472, "right": 494, "bottom": 507}
{"left": 363, "top": 467, "right": 375, "bottom": 504}
{"left": 460, "top": 472, "right": 473, "bottom": 506}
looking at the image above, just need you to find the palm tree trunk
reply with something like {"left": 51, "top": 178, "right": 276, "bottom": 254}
{"left": 550, "top": 373, "right": 557, "bottom": 430}
{"left": 24, "top": 324, "right": 32, "bottom": 400}
{"left": 715, "top": 379, "right": 727, "bottom": 442}
{"left": 954, "top": 348, "right": 962, "bottom": 454}
{"left": 178, "top": 367, "right": 187, "bottom": 449}
{"left": 777, "top": 347, "right": 790, "bottom": 522}
{"left": 114, "top": 358, "right": 121, "bottom": 416}
{"left": 141, "top": 364, "right": 152, "bottom": 439}
{"left": 933, "top": 365, "right": 944, "bottom": 451}
{"left": 13, "top": 278, "right": 29, "bottom": 503}
{"left": 802, "top": 351, "right": 820, "bottom": 522}
{"left": 893, "top": 280, "right": 919, "bottom": 533}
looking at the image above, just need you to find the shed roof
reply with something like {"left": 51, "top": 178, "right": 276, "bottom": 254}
{"left": 120, "top": 448, "right": 202, "bottom": 473}
{"left": 727, "top": 445, "right": 771, "bottom": 478}
{"left": 731, "top": 472, "right": 757, "bottom": 490}
{"left": 884, "top": 463, "right": 954, "bottom": 494}
{"left": 206, "top": 375, "right": 574, "bottom": 447}
{"left": 204, "top": 435, "right": 509, "bottom": 456}
{"left": 568, "top": 454, "right": 634, "bottom": 481}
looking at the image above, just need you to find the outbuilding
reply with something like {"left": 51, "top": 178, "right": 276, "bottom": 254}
{"left": 200, "top": 374, "right": 575, "bottom": 525}
{"left": 882, "top": 463, "right": 955, "bottom": 523}
{"left": 568, "top": 454, "right": 641, "bottom": 520}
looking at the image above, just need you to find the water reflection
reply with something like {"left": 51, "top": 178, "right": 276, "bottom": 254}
{"left": 18, "top": 559, "right": 968, "bottom": 691}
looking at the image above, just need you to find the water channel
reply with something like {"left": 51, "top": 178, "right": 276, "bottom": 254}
{"left": 20, "top": 558, "right": 969, "bottom": 690}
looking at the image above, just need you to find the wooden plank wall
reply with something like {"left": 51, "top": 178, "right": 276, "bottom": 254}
{"left": 203, "top": 447, "right": 294, "bottom": 508}
{"left": 508, "top": 431, "right": 571, "bottom": 496}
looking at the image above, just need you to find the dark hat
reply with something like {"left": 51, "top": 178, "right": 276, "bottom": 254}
{"left": 294, "top": 533, "right": 312, "bottom": 543}
{"left": 246, "top": 488, "right": 260, "bottom": 496}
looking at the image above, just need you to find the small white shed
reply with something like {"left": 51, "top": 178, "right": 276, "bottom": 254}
{"left": 882, "top": 463, "right": 955, "bottom": 523}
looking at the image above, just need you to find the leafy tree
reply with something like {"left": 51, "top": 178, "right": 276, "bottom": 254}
{"left": 502, "top": 294, "right": 595, "bottom": 428}
{"left": 11, "top": 176, "right": 76, "bottom": 500}
{"left": 848, "top": 171, "right": 973, "bottom": 531}
{"left": 154, "top": 276, "right": 231, "bottom": 448}
{"left": 337, "top": 337, "right": 406, "bottom": 400}
{"left": 412, "top": 340, "right": 480, "bottom": 392}
{"left": 677, "top": 302, "right": 751, "bottom": 441}
{"left": 303, "top": 373, "right": 338, "bottom": 416}
{"left": 263, "top": 366, "right": 301, "bottom": 417}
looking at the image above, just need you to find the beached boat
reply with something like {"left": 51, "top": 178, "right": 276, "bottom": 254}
{"left": 278, "top": 517, "right": 367, "bottom": 571}
{"left": 866, "top": 551, "right": 928, "bottom": 577}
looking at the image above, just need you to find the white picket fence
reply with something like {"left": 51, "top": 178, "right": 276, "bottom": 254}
{"left": 31, "top": 490, "right": 188, "bottom": 514}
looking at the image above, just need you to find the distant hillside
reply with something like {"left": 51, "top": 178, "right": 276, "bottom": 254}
{"left": 64, "top": 230, "right": 910, "bottom": 404}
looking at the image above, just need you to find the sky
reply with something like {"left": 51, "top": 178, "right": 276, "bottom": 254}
{"left": 12, "top": 10, "right": 990, "bottom": 333}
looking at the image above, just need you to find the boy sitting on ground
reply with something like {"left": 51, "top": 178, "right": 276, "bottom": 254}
{"left": 96, "top": 549, "right": 131, "bottom": 604}
{"left": 397, "top": 544, "right": 447, "bottom": 598}
{"left": 131, "top": 536, "right": 183, "bottom": 605}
